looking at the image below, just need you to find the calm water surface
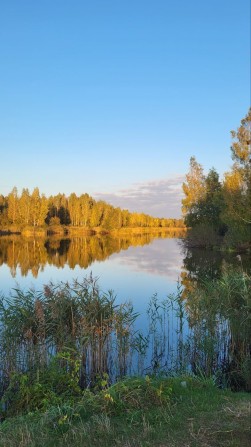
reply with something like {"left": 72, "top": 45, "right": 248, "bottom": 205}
{"left": 0, "top": 235, "right": 189, "bottom": 374}
{"left": 0, "top": 233, "right": 248, "bottom": 315}
{"left": 0, "top": 236, "right": 183, "bottom": 313}
{"left": 0, "top": 233, "right": 250, "bottom": 383}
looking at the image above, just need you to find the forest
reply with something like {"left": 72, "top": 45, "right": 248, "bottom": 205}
{"left": 182, "top": 108, "right": 251, "bottom": 251}
{"left": 0, "top": 188, "right": 184, "bottom": 235}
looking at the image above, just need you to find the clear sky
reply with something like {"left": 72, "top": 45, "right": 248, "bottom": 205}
{"left": 0, "top": 0, "right": 250, "bottom": 217}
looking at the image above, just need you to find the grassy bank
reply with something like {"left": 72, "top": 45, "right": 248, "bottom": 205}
{"left": 0, "top": 376, "right": 250, "bottom": 447}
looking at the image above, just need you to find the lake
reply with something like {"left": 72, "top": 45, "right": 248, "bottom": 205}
{"left": 0, "top": 233, "right": 250, "bottom": 386}
{"left": 0, "top": 233, "right": 184, "bottom": 309}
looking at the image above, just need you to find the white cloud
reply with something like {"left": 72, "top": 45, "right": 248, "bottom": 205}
{"left": 94, "top": 175, "right": 185, "bottom": 218}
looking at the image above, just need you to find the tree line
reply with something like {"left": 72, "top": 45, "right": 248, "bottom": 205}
{"left": 182, "top": 109, "right": 251, "bottom": 250}
{"left": 0, "top": 188, "right": 184, "bottom": 232}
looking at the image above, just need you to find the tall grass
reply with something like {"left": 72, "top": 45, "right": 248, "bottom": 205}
{"left": 0, "top": 276, "right": 138, "bottom": 415}
{"left": 0, "top": 268, "right": 250, "bottom": 418}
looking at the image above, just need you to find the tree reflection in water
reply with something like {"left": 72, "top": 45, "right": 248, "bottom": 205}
{"left": 0, "top": 234, "right": 249, "bottom": 390}
{"left": 0, "top": 230, "right": 184, "bottom": 278}
{"left": 180, "top": 245, "right": 251, "bottom": 390}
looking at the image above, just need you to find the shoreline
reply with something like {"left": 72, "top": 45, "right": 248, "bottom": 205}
{"left": 0, "top": 226, "right": 187, "bottom": 238}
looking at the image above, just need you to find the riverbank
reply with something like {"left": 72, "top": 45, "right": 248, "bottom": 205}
{"left": 0, "top": 225, "right": 187, "bottom": 238}
{"left": 0, "top": 376, "right": 250, "bottom": 447}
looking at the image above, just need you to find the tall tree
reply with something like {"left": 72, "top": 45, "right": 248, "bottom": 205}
{"left": 7, "top": 187, "right": 18, "bottom": 224}
{"left": 89, "top": 201, "right": 105, "bottom": 227}
{"left": 18, "top": 188, "right": 31, "bottom": 225}
{"left": 231, "top": 108, "right": 251, "bottom": 171}
{"left": 221, "top": 109, "right": 251, "bottom": 247}
{"left": 30, "top": 188, "right": 48, "bottom": 227}
{"left": 80, "top": 193, "right": 92, "bottom": 227}
{"left": 0, "top": 194, "right": 8, "bottom": 226}
{"left": 182, "top": 157, "right": 206, "bottom": 225}
{"left": 203, "top": 168, "right": 224, "bottom": 230}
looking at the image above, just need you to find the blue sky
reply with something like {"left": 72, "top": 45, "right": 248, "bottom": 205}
{"left": 0, "top": 0, "right": 250, "bottom": 217}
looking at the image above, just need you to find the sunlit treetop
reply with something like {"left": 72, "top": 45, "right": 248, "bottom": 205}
{"left": 231, "top": 108, "right": 251, "bottom": 168}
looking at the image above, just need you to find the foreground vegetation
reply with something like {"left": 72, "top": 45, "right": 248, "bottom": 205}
{"left": 0, "top": 376, "right": 250, "bottom": 447}
{"left": 0, "top": 259, "right": 250, "bottom": 446}
{"left": 0, "top": 266, "right": 250, "bottom": 419}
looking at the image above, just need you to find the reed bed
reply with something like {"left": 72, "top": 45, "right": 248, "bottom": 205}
{"left": 0, "top": 268, "right": 250, "bottom": 418}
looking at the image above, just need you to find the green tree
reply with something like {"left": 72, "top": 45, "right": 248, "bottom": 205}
{"left": 221, "top": 109, "right": 251, "bottom": 247}
{"left": 202, "top": 168, "right": 225, "bottom": 230}
{"left": 182, "top": 162, "right": 225, "bottom": 246}
{"left": 182, "top": 110, "right": 251, "bottom": 249}
{"left": 182, "top": 157, "right": 206, "bottom": 226}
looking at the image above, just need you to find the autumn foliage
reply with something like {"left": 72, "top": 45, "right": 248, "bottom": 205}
{"left": 0, "top": 188, "right": 184, "bottom": 233}
{"left": 182, "top": 109, "right": 251, "bottom": 250}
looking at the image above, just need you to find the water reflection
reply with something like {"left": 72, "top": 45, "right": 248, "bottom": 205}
{"left": 179, "top": 245, "right": 251, "bottom": 390}
{"left": 0, "top": 230, "right": 184, "bottom": 278}
{"left": 0, "top": 233, "right": 249, "bottom": 390}
{"left": 180, "top": 245, "right": 250, "bottom": 299}
{"left": 113, "top": 238, "right": 182, "bottom": 280}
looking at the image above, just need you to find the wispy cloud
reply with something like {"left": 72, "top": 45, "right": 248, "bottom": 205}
{"left": 94, "top": 175, "right": 185, "bottom": 218}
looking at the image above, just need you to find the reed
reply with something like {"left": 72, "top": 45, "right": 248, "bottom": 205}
{"left": 0, "top": 276, "right": 139, "bottom": 415}
{"left": 0, "top": 267, "right": 250, "bottom": 418}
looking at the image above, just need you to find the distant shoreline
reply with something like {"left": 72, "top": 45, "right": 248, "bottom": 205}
{"left": 0, "top": 226, "right": 187, "bottom": 238}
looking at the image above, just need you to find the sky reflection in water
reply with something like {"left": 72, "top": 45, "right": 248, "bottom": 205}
{"left": 0, "top": 237, "right": 183, "bottom": 314}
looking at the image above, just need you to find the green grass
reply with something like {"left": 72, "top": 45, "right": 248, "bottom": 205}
{"left": 0, "top": 376, "right": 250, "bottom": 447}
